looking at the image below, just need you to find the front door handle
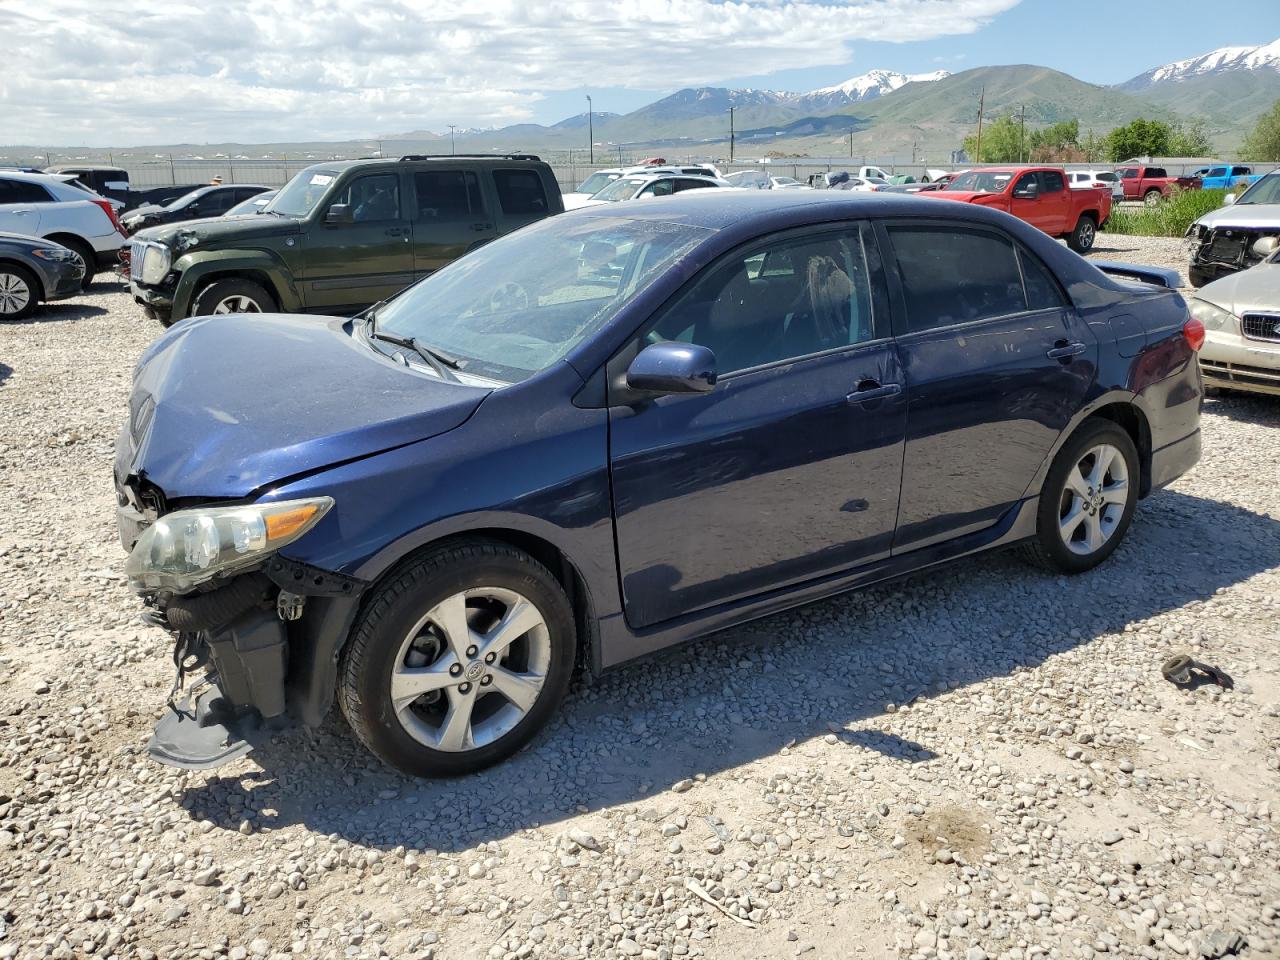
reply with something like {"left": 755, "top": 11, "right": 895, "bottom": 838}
{"left": 385, "top": 227, "right": 406, "bottom": 237}
{"left": 846, "top": 381, "right": 902, "bottom": 404}
{"left": 1047, "top": 340, "right": 1086, "bottom": 361}
{"left": 471, "top": 222, "right": 493, "bottom": 232}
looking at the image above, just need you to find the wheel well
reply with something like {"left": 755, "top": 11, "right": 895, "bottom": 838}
{"left": 369, "top": 529, "right": 597, "bottom": 673}
{"left": 43, "top": 232, "right": 91, "bottom": 254}
{"left": 1078, "top": 210, "right": 1098, "bottom": 225}
{"left": 1087, "top": 404, "right": 1152, "bottom": 497}
{"left": 195, "top": 270, "right": 282, "bottom": 309}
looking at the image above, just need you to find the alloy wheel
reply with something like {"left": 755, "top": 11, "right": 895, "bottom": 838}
{"left": 1057, "top": 443, "right": 1129, "bottom": 556}
{"left": 0, "top": 272, "right": 32, "bottom": 315}
{"left": 389, "top": 587, "right": 550, "bottom": 752}
{"left": 1078, "top": 220, "right": 1096, "bottom": 249}
{"left": 212, "top": 295, "right": 263, "bottom": 314}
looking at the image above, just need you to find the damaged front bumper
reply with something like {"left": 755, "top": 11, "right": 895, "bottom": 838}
{"left": 139, "top": 558, "right": 365, "bottom": 770}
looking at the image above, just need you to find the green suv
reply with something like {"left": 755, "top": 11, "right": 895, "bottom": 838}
{"left": 127, "top": 155, "right": 563, "bottom": 325}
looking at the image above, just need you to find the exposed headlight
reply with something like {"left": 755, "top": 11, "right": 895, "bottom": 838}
{"left": 1188, "top": 298, "right": 1235, "bottom": 332}
{"left": 139, "top": 244, "right": 172, "bottom": 284}
{"left": 126, "top": 496, "right": 333, "bottom": 593}
{"left": 31, "top": 247, "right": 81, "bottom": 262}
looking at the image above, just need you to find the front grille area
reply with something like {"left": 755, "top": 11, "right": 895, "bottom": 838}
{"left": 1203, "top": 231, "right": 1248, "bottom": 265}
{"left": 129, "top": 240, "right": 146, "bottom": 280}
{"left": 1241, "top": 313, "right": 1280, "bottom": 344}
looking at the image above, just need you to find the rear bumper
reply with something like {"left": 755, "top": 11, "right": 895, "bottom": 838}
{"left": 1149, "top": 428, "right": 1201, "bottom": 492}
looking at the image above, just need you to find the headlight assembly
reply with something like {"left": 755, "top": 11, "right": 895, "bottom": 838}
{"left": 31, "top": 247, "right": 81, "bottom": 262}
{"left": 139, "top": 244, "right": 172, "bottom": 284}
{"left": 126, "top": 497, "right": 333, "bottom": 593}
{"left": 1188, "top": 298, "right": 1235, "bottom": 332}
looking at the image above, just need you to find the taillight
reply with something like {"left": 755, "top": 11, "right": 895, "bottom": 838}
{"left": 1183, "top": 316, "right": 1205, "bottom": 351}
{"left": 93, "top": 199, "right": 127, "bottom": 236}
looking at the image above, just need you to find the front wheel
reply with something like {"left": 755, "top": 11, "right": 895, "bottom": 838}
{"left": 339, "top": 540, "right": 576, "bottom": 777}
{"left": 191, "top": 278, "right": 276, "bottom": 317}
{"left": 0, "top": 264, "right": 39, "bottom": 321}
{"left": 1067, "top": 215, "right": 1097, "bottom": 253}
{"left": 1021, "top": 420, "right": 1139, "bottom": 574}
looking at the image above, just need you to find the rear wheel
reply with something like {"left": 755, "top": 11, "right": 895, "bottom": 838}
{"left": 1143, "top": 189, "right": 1163, "bottom": 207}
{"left": 1021, "top": 419, "right": 1139, "bottom": 574}
{"left": 191, "top": 277, "right": 276, "bottom": 317}
{"left": 0, "top": 264, "right": 38, "bottom": 321}
{"left": 1067, "top": 215, "right": 1097, "bottom": 253}
{"left": 339, "top": 540, "right": 576, "bottom": 777}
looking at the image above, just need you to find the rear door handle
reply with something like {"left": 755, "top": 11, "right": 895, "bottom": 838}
{"left": 846, "top": 381, "right": 902, "bottom": 404}
{"left": 1047, "top": 340, "right": 1086, "bottom": 361}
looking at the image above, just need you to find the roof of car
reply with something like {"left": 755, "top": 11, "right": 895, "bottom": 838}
{"left": 0, "top": 170, "right": 78, "bottom": 183}
{"left": 303, "top": 155, "right": 549, "bottom": 173}
{"left": 45, "top": 164, "right": 127, "bottom": 173}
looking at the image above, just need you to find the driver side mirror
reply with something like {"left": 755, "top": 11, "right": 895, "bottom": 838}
{"left": 626, "top": 342, "right": 717, "bottom": 395}
{"left": 1013, "top": 182, "right": 1039, "bottom": 200}
{"left": 326, "top": 203, "right": 354, "bottom": 224}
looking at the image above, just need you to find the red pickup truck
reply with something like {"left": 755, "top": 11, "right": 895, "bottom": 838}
{"left": 1115, "top": 165, "right": 1199, "bottom": 205}
{"left": 921, "top": 166, "right": 1111, "bottom": 252}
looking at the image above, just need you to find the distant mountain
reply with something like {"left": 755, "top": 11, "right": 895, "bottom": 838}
{"left": 806, "top": 69, "right": 950, "bottom": 108}
{"left": 551, "top": 112, "right": 620, "bottom": 130}
{"left": 1120, "top": 39, "right": 1280, "bottom": 89}
{"left": 1119, "top": 38, "right": 1280, "bottom": 129}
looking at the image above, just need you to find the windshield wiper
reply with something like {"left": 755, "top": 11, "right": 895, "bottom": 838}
{"left": 369, "top": 330, "right": 462, "bottom": 382}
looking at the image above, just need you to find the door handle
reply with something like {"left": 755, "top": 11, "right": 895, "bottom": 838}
{"left": 11, "top": 209, "right": 31, "bottom": 215}
{"left": 385, "top": 227, "right": 406, "bottom": 237}
{"left": 471, "top": 222, "right": 492, "bottom": 232}
{"left": 846, "top": 381, "right": 902, "bottom": 404}
{"left": 1047, "top": 340, "right": 1086, "bottom": 361}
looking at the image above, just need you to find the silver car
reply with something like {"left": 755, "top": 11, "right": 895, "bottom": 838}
{"left": 0, "top": 232, "right": 85, "bottom": 321}
{"left": 1190, "top": 238, "right": 1280, "bottom": 397}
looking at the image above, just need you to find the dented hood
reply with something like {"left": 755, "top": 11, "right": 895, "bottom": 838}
{"left": 116, "top": 313, "right": 489, "bottom": 500}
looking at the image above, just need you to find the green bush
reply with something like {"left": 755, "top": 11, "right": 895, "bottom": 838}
{"left": 1104, "top": 188, "right": 1228, "bottom": 237}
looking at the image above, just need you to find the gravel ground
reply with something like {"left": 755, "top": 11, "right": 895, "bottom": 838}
{"left": 1, "top": 239, "right": 1277, "bottom": 960}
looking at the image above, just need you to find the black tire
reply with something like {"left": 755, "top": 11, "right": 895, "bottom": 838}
{"left": 1188, "top": 267, "right": 1211, "bottom": 289}
{"left": 191, "top": 277, "right": 276, "bottom": 317}
{"left": 339, "top": 539, "right": 576, "bottom": 777}
{"left": 0, "top": 262, "right": 40, "bottom": 321}
{"left": 1067, "top": 214, "right": 1098, "bottom": 253}
{"left": 1020, "top": 419, "right": 1140, "bottom": 574}
{"left": 57, "top": 237, "right": 96, "bottom": 290}
{"left": 1143, "top": 189, "right": 1163, "bottom": 207}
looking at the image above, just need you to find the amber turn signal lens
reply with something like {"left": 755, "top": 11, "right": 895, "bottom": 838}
{"left": 266, "top": 504, "right": 324, "bottom": 542}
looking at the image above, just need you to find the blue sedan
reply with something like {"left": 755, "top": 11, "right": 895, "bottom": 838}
{"left": 114, "top": 192, "right": 1204, "bottom": 776}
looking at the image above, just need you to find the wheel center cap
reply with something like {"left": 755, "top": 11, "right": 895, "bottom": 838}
{"left": 464, "top": 661, "right": 485, "bottom": 681}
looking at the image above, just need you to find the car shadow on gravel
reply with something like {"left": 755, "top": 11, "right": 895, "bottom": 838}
{"left": 1205, "top": 392, "right": 1280, "bottom": 426}
{"left": 10, "top": 302, "right": 110, "bottom": 325}
{"left": 179, "top": 488, "right": 1280, "bottom": 853}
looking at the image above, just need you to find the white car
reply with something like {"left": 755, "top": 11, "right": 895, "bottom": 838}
{"left": 0, "top": 172, "right": 127, "bottom": 288}
{"left": 1191, "top": 236, "right": 1280, "bottom": 397}
{"left": 770, "top": 176, "right": 809, "bottom": 190}
{"left": 1068, "top": 170, "right": 1124, "bottom": 202}
{"left": 573, "top": 172, "right": 732, "bottom": 208}
{"left": 563, "top": 164, "right": 722, "bottom": 209}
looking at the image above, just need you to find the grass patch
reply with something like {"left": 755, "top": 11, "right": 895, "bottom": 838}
{"left": 1105, "top": 188, "right": 1229, "bottom": 237}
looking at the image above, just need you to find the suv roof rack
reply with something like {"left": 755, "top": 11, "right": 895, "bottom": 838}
{"left": 399, "top": 154, "right": 542, "bottom": 162}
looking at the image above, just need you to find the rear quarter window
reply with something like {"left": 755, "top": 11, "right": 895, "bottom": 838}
{"left": 493, "top": 169, "right": 550, "bottom": 216}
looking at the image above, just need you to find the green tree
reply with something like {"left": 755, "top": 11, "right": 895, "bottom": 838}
{"left": 963, "top": 115, "right": 1022, "bottom": 163}
{"left": 1081, "top": 129, "right": 1105, "bottom": 163}
{"left": 1028, "top": 119, "right": 1080, "bottom": 160}
{"left": 1168, "top": 118, "right": 1212, "bottom": 157}
{"left": 1240, "top": 100, "right": 1280, "bottom": 161}
{"left": 1104, "top": 118, "right": 1172, "bottom": 162}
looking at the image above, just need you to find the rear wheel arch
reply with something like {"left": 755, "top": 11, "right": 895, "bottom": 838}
{"left": 1083, "top": 403, "right": 1152, "bottom": 497}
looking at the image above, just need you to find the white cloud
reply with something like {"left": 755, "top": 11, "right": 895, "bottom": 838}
{"left": 2, "top": 0, "right": 1020, "bottom": 145}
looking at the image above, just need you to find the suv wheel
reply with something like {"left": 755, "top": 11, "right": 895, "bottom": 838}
{"left": 339, "top": 539, "right": 576, "bottom": 777}
{"left": 1021, "top": 419, "right": 1139, "bottom": 574}
{"left": 1067, "top": 215, "right": 1097, "bottom": 253}
{"left": 0, "top": 264, "right": 38, "bottom": 321}
{"left": 192, "top": 278, "right": 276, "bottom": 317}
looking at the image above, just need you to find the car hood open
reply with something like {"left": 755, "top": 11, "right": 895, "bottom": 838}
{"left": 116, "top": 313, "right": 490, "bottom": 500}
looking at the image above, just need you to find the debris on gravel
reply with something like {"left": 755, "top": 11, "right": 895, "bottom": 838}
{"left": 0, "top": 271, "right": 1276, "bottom": 960}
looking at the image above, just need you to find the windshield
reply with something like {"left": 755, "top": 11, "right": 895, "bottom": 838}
{"left": 593, "top": 177, "right": 651, "bottom": 202}
{"left": 165, "top": 188, "right": 207, "bottom": 210}
{"left": 576, "top": 172, "right": 620, "bottom": 195}
{"left": 265, "top": 168, "right": 340, "bottom": 216}
{"left": 1235, "top": 173, "right": 1280, "bottom": 205}
{"left": 372, "top": 215, "right": 712, "bottom": 382}
{"left": 944, "top": 171, "right": 1012, "bottom": 193}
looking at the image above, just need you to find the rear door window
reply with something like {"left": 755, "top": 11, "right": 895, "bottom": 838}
{"left": 1018, "top": 248, "right": 1068, "bottom": 311}
{"left": 1231, "top": 166, "right": 1251, "bottom": 176}
{"left": 885, "top": 225, "right": 1030, "bottom": 333}
{"left": 1040, "top": 170, "right": 1065, "bottom": 193}
{"left": 414, "top": 170, "right": 484, "bottom": 220}
{"left": 1147, "top": 168, "right": 1166, "bottom": 178}
{"left": 493, "top": 169, "right": 549, "bottom": 216}
{"left": 675, "top": 178, "right": 716, "bottom": 192}
{"left": 0, "top": 179, "right": 53, "bottom": 203}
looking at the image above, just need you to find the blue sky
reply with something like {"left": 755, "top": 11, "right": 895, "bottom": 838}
{"left": 536, "top": 0, "right": 1280, "bottom": 125}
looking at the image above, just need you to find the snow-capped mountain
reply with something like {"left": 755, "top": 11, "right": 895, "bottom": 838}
{"left": 1121, "top": 38, "right": 1280, "bottom": 89}
{"left": 810, "top": 69, "right": 950, "bottom": 102}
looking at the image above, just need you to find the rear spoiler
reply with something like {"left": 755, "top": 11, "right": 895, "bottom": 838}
{"left": 1092, "top": 260, "right": 1183, "bottom": 289}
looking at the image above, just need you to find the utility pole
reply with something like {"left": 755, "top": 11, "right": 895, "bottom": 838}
{"left": 586, "top": 95, "right": 594, "bottom": 164}
{"left": 1018, "top": 104, "right": 1026, "bottom": 163}
{"left": 729, "top": 107, "right": 735, "bottom": 162}
{"left": 849, "top": 128, "right": 854, "bottom": 159}
{"left": 974, "top": 86, "right": 986, "bottom": 164}
{"left": 448, "top": 125, "right": 456, "bottom": 154}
